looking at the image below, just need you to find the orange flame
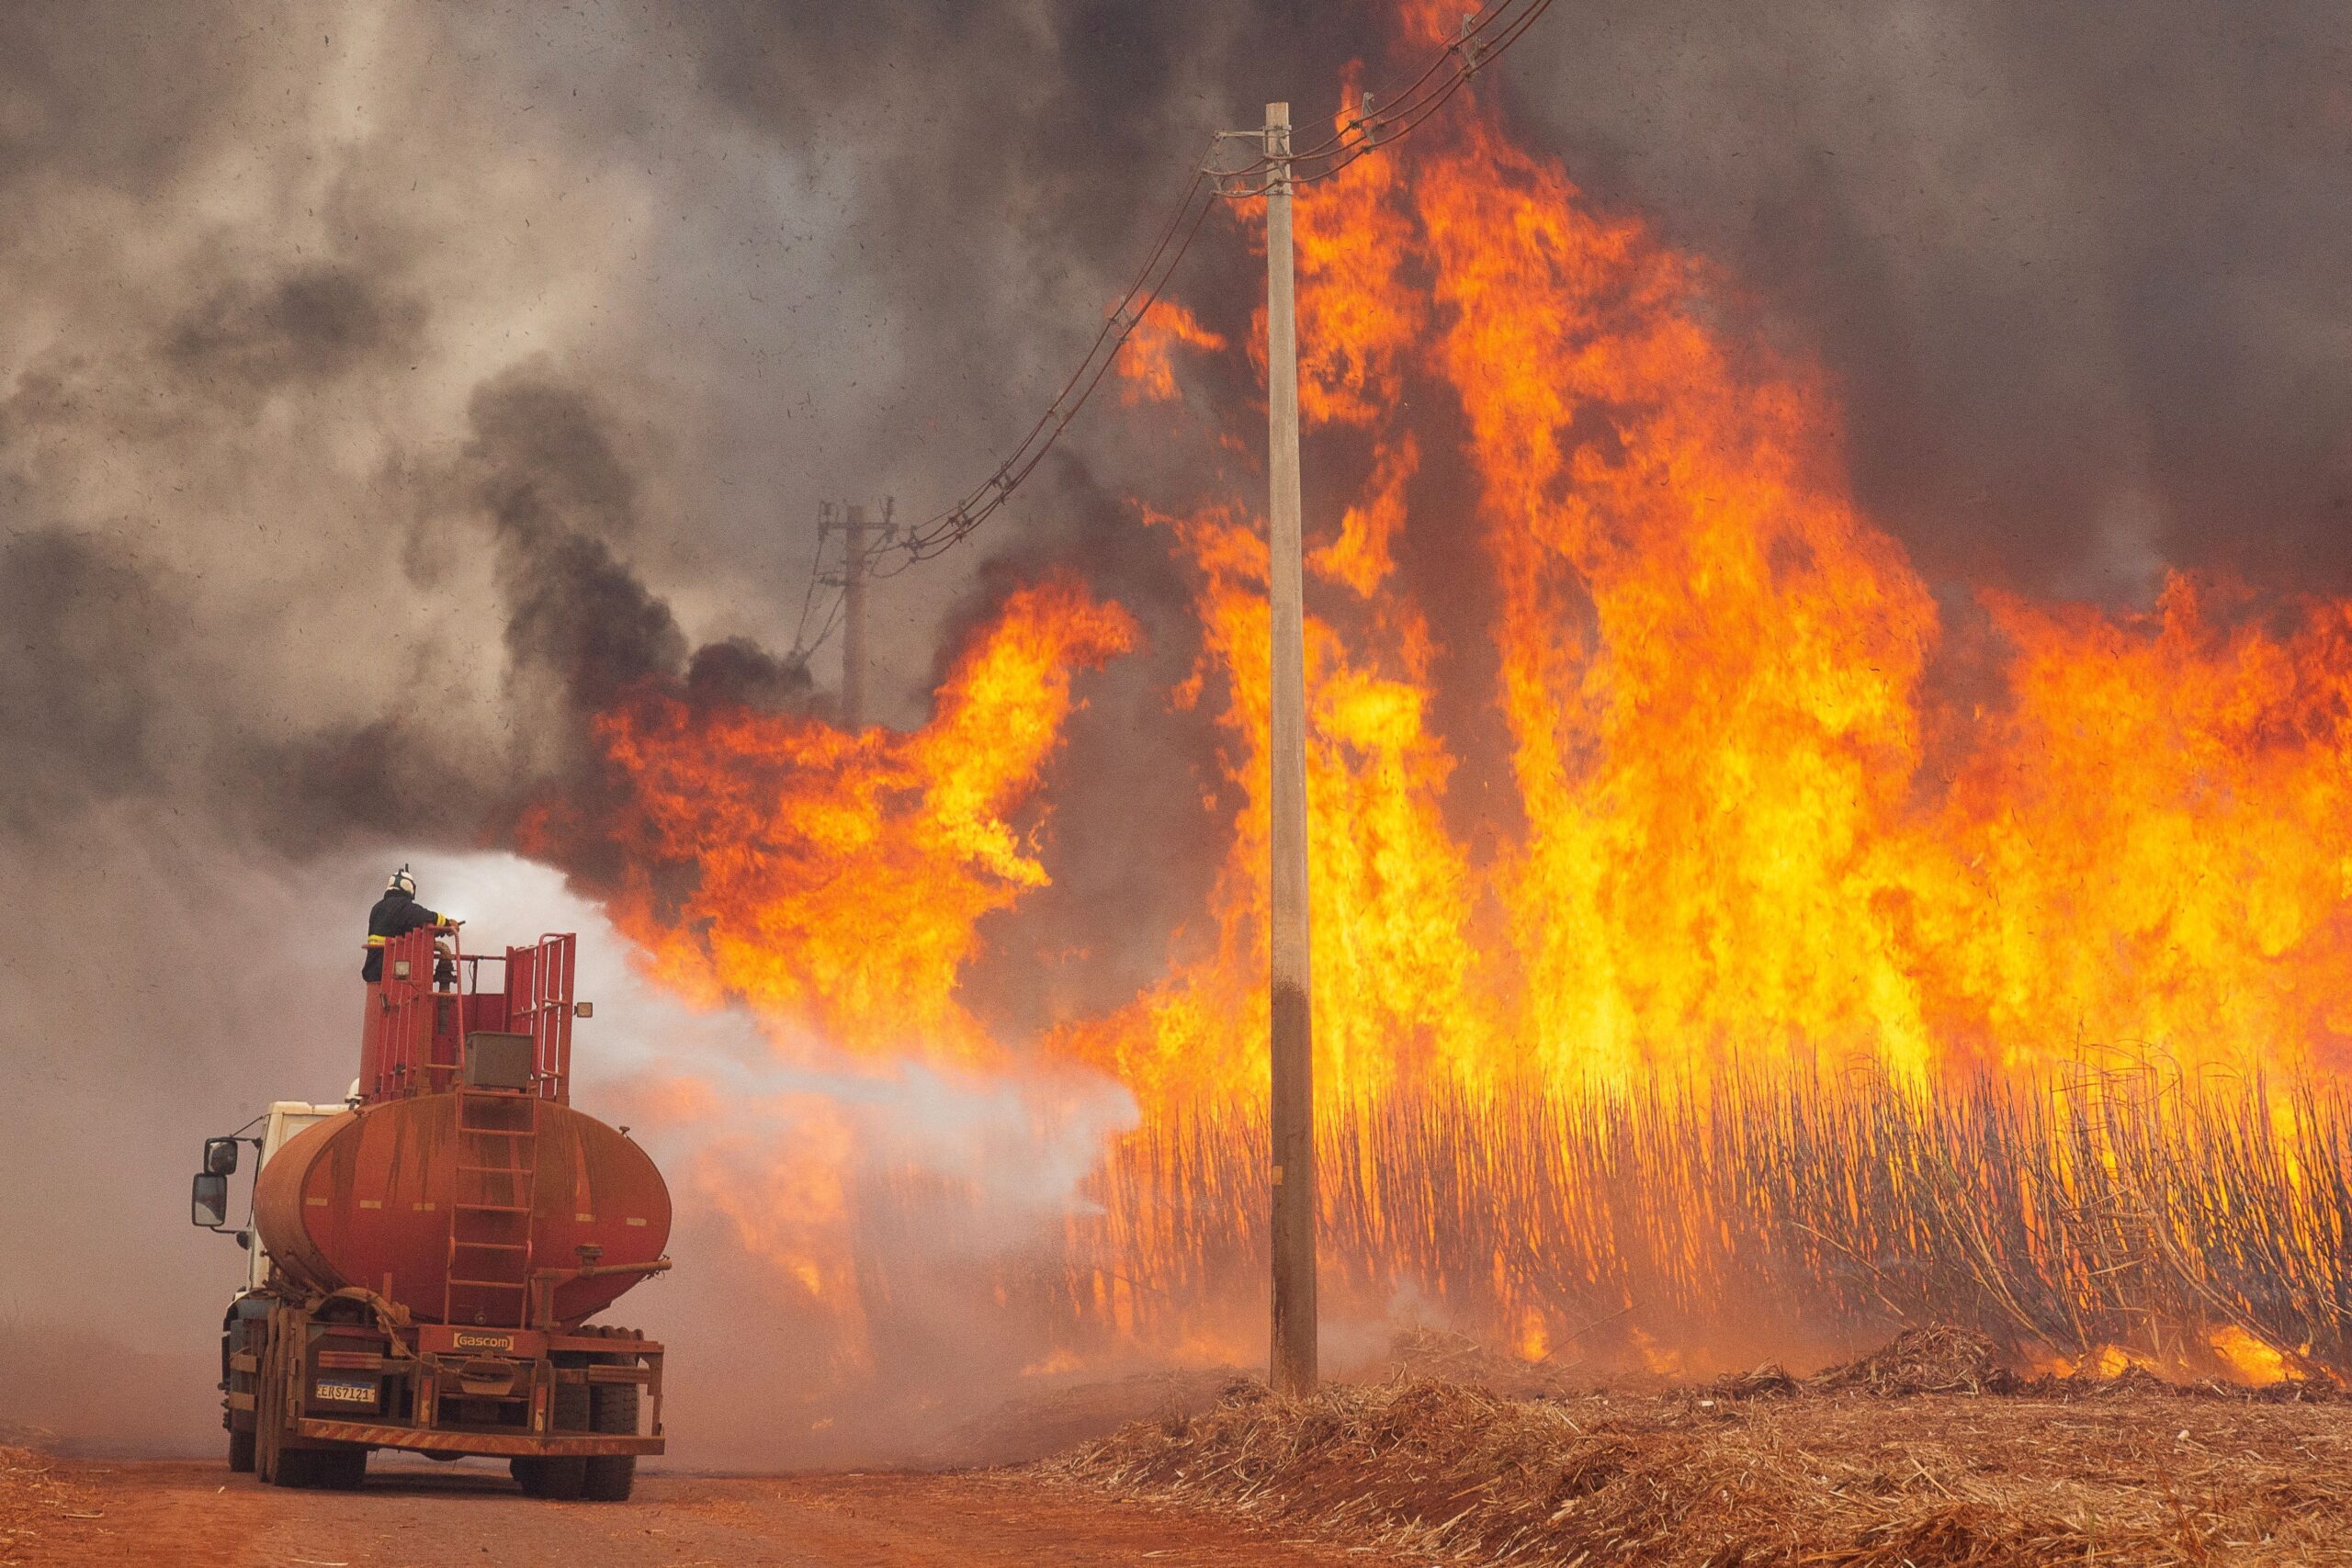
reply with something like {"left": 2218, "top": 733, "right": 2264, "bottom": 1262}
{"left": 2209, "top": 1325, "right": 2291, "bottom": 1385}
{"left": 1117, "top": 300, "right": 1227, "bottom": 405}
{"left": 1058, "top": 70, "right": 2352, "bottom": 1112}
{"left": 526, "top": 24, "right": 2352, "bottom": 1394}
{"left": 522, "top": 574, "right": 1136, "bottom": 1062}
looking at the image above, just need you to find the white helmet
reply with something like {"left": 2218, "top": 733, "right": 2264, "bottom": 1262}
{"left": 387, "top": 866, "right": 416, "bottom": 897}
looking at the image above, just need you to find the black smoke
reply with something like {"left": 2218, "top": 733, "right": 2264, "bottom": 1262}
{"left": 1506, "top": 0, "right": 2352, "bottom": 598}
{"left": 657, "top": 1, "right": 2352, "bottom": 604}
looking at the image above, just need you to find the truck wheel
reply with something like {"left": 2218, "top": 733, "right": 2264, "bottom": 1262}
{"left": 582, "top": 1381, "right": 639, "bottom": 1502}
{"left": 255, "top": 1317, "right": 288, "bottom": 1485}
{"left": 222, "top": 1318, "right": 257, "bottom": 1474}
{"left": 581, "top": 1453, "right": 635, "bottom": 1503}
{"left": 552, "top": 1380, "right": 590, "bottom": 1432}
{"left": 511, "top": 1371, "right": 592, "bottom": 1499}
{"left": 310, "top": 1447, "right": 368, "bottom": 1491}
{"left": 261, "top": 1325, "right": 322, "bottom": 1489}
{"left": 511, "top": 1456, "right": 586, "bottom": 1500}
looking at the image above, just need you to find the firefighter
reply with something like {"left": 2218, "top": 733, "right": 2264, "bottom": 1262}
{"left": 362, "top": 866, "right": 459, "bottom": 982}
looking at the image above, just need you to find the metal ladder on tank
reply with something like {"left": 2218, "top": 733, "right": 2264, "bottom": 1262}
{"left": 444, "top": 1089, "right": 539, "bottom": 1327}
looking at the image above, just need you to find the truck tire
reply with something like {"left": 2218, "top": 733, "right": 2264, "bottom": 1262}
{"left": 253, "top": 1308, "right": 359, "bottom": 1491}
{"left": 255, "top": 1317, "right": 288, "bottom": 1485}
{"left": 220, "top": 1322, "right": 252, "bottom": 1474}
{"left": 309, "top": 1447, "right": 368, "bottom": 1491}
{"left": 513, "top": 1377, "right": 591, "bottom": 1499}
{"left": 222, "top": 1308, "right": 263, "bottom": 1475}
{"left": 511, "top": 1455, "right": 586, "bottom": 1500}
{"left": 553, "top": 1379, "right": 590, "bottom": 1431}
{"left": 582, "top": 1380, "right": 639, "bottom": 1502}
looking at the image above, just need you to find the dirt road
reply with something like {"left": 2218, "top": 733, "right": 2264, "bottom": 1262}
{"left": 0, "top": 1454, "right": 1379, "bottom": 1568}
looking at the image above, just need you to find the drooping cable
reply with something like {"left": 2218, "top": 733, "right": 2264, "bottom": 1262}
{"left": 854, "top": 0, "right": 1555, "bottom": 573}
{"left": 1214, "top": 0, "right": 1556, "bottom": 198}
{"left": 786, "top": 514, "right": 831, "bottom": 659}
{"left": 871, "top": 167, "right": 1220, "bottom": 573}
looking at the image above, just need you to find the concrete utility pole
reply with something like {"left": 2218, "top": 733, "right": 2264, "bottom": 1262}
{"left": 820, "top": 500, "right": 894, "bottom": 729}
{"left": 1261, "top": 99, "right": 1317, "bottom": 1398}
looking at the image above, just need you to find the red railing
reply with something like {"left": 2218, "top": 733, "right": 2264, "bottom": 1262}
{"left": 510, "top": 933, "right": 576, "bottom": 1103}
{"left": 360, "top": 930, "right": 577, "bottom": 1105}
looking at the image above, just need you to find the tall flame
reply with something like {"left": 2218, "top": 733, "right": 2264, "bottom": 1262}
{"left": 524, "top": 17, "right": 2352, "bottom": 1399}
{"left": 1060, "top": 65, "right": 2352, "bottom": 1111}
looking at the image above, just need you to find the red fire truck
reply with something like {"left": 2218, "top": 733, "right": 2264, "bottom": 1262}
{"left": 191, "top": 926, "right": 672, "bottom": 1498}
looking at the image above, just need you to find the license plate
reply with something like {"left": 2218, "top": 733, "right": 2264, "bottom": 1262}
{"left": 313, "top": 1379, "right": 377, "bottom": 1406}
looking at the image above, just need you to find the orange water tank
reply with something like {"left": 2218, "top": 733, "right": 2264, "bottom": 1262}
{"left": 251, "top": 1093, "right": 672, "bottom": 1328}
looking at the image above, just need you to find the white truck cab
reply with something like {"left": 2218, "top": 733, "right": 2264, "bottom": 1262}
{"left": 234, "top": 1098, "right": 347, "bottom": 1293}
{"left": 205, "top": 1093, "right": 348, "bottom": 1472}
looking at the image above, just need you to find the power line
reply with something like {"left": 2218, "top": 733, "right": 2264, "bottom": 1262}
{"left": 802, "top": 584, "right": 845, "bottom": 658}
{"left": 786, "top": 515, "right": 831, "bottom": 657}
{"left": 1213, "top": 0, "right": 1556, "bottom": 197}
{"left": 867, "top": 165, "right": 1219, "bottom": 578}
{"left": 842, "top": 0, "right": 1555, "bottom": 577}
{"left": 1257, "top": 1, "right": 1530, "bottom": 168}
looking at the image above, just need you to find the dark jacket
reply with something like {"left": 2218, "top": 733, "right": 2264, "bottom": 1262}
{"left": 362, "top": 888, "right": 442, "bottom": 981}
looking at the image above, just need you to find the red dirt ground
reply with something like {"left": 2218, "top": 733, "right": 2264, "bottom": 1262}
{"left": 0, "top": 1450, "right": 1384, "bottom": 1568}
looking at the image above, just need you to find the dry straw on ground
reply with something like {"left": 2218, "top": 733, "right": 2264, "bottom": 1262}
{"left": 1046, "top": 1330, "right": 2352, "bottom": 1565}
{"left": 0, "top": 1445, "right": 102, "bottom": 1561}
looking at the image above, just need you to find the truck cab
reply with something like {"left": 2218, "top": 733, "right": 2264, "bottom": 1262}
{"left": 198, "top": 1099, "right": 346, "bottom": 1472}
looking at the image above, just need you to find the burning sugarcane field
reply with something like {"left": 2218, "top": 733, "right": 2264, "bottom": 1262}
{"left": 6, "top": 2, "right": 2352, "bottom": 1564}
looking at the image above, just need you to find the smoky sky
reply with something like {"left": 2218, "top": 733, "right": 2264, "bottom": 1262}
{"left": 1510, "top": 1, "right": 2352, "bottom": 598}
{"left": 664, "top": 0, "right": 2352, "bottom": 606}
{"left": 5, "top": 0, "right": 2346, "bottom": 861}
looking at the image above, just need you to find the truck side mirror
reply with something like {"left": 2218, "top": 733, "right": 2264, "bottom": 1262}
{"left": 192, "top": 1171, "right": 230, "bottom": 1228}
{"left": 204, "top": 1136, "right": 241, "bottom": 1177}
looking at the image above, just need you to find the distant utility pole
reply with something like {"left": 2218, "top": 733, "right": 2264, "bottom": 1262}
{"left": 819, "top": 499, "right": 894, "bottom": 728}
{"left": 1261, "top": 99, "right": 1317, "bottom": 1397}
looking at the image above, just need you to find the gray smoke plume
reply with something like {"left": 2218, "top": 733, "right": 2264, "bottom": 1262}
{"left": 15, "top": 1, "right": 2338, "bottom": 854}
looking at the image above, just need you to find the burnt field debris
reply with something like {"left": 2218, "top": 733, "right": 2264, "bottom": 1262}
{"left": 1046, "top": 1328, "right": 2352, "bottom": 1565}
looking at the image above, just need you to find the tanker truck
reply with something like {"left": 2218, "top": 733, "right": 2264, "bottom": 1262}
{"left": 189, "top": 926, "right": 672, "bottom": 1498}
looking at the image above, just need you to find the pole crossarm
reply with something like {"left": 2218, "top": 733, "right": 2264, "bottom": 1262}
{"left": 1204, "top": 0, "right": 1555, "bottom": 199}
